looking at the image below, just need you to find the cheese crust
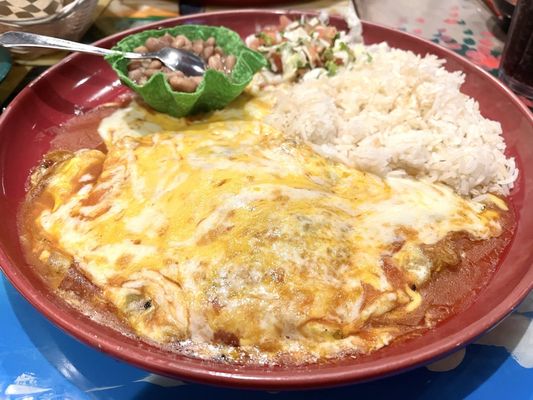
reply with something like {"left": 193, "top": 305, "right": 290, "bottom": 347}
{"left": 20, "top": 96, "right": 506, "bottom": 364}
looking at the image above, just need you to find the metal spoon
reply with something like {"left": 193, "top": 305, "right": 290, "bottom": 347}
{"left": 0, "top": 31, "right": 206, "bottom": 77}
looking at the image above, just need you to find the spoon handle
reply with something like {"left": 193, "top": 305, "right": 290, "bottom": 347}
{"left": 0, "top": 31, "right": 132, "bottom": 57}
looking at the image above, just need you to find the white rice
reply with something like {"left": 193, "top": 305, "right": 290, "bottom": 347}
{"left": 266, "top": 44, "right": 518, "bottom": 197}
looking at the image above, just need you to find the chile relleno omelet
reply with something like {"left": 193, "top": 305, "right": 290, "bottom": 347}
{"left": 19, "top": 97, "right": 511, "bottom": 364}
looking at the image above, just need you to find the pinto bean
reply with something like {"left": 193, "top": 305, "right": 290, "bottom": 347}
{"left": 128, "top": 33, "right": 235, "bottom": 92}
{"left": 166, "top": 71, "right": 184, "bottom": 84}
{"left": 203, "top": 46, "right": 214, "bottom": 59}
{"left": 160, "top": 33, "right": 174, "bottom": 46}
{"left": 224, "top": 54, "right": 236, "bottom": 71}
{"left": 192, "top": 39, "right": 204, "bottom": 55}
{"left": 128, "top": 69, "right": 143, "bottom": 82}
{"left": 208, "top": 54, "right": 223, "bottom": 70}
{"left": 127, "top": 60, "right": 142, "bottom": 70}
{"left": 168, "top": 75, "right": 183, "bottom": 90}
{"left": 149, "top": 60, "right": 162, "bottom": 69}
{"left": 145, "top": 37, "right": 164, "bottom": 52}
{"left": 173, "top": 35, "right": 186, "bottom": 48}
{"left": 144, "top": 68, "right": 158, "bottom": 77}
{"left": 182, "top": 36, "right": 192, "bottom": 51}
{"left": 182, "top": 77, "right": 199, "bottom": 92}
{"left": 169, "top": 76, "right": 197, "bottom": 92}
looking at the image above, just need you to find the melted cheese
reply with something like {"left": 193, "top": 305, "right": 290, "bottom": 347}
{"left": 26, "top": 94, "right": 505, "bottom": 363}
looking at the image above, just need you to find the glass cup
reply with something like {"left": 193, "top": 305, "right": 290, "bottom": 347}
{"left": 499, "top": 0, "right": 533, "bottom": 101}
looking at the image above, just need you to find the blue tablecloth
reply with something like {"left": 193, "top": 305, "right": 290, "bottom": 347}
{"left": 1, "top": 274, "right": 532, "bottom": 399}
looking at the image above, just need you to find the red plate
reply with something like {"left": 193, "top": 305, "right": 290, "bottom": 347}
{"left": 1, "top": 10, "right": 533, "bottom": 390}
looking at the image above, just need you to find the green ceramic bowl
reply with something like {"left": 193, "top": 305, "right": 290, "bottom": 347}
{"left": 105, "top": 25, "right": 266, "bottom": 118}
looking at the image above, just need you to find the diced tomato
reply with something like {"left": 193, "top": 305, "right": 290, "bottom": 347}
{"left": 250, "top": 30, "right": 279, "bottom": 49}
{"left": 315, "top": 26, "right": 338, "bottom": 43}
{"left": 307, "top": 45, "right": 320, "bottom": 65}
{"left": 279, "top": 15, "right": 292, "bottom": 30}
{"left": 271, "top": 52, "right": 283, "bottom": 72}
{"left": 265, "top": 31, "right": 278, "bottom": 43}
{"left": 248, "top": 37, "right": 261, "bottom": 50}
{"left": 263, "top": 25, "right": 278, "bottom": 33}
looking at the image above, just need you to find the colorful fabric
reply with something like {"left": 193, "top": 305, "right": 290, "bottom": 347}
{"left": 0, "top": 0, "right": 61, "bottom": 20}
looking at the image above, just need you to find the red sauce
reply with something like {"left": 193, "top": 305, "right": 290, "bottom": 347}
{"left": 420, "top": 208, "right": 515, "bottom": 322}
{"left": 48, "top": 94, "right": 133, "bottom": 153}
{"left": 368, "top": 205, "right": 515, "bottom": 340}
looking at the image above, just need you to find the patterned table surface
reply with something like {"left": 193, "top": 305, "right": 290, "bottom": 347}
{"left": 1, "top": 1, "right": 532, "bottom": 399}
